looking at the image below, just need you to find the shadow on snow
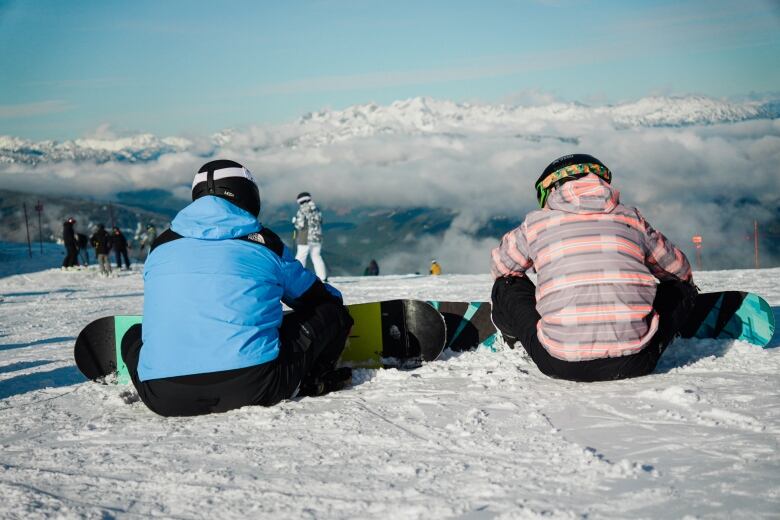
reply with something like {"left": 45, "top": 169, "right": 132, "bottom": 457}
{"left": 1, "top": 288, "right": 82, "bottom": 298}
{"left": 0, "top": 359, "right": 54, "bottom": 375}
{"left": 656, "top": 338, "right": 737, "bottom": 373}
{"left": 0, "top": 365, "right": 85, "bottom": 400}
{"left": 0, "top": 336, "right": 75, "bottom": 352}
{"left": 84, "top": 292, "right": 144, "bottom": 300}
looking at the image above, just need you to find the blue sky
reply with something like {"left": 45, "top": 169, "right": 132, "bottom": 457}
{"left": 1, "top": 0, "right": 778, "bottom": 139}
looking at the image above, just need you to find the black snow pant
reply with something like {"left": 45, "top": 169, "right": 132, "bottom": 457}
{"left": 490, "top": 276, "right": 697, "bottom": 382}
{"left": 121, "top": 302, "right": 353, "bottom": 417}
{"left": 114, "top": 247, "right": 131, "bottom": 269}
{"left": 62, "top": 244, "right": 78, "bottom": 268}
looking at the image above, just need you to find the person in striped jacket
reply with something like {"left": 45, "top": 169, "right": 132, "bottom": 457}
{"left": 490, "top": 154, "right": 697, "bottom": 382}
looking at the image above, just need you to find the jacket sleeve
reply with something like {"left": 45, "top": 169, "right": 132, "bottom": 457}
{"left": 637, "top": 210, "right": 693, "bottom": 282}
{"left": 292, "top": 208, "right": 306, "bottom": 231}
{"left": 279, "top": 244, "right": 343, "bottom": 310}
{"left": 490, "top": 222, "right": 534, "bottom": 279}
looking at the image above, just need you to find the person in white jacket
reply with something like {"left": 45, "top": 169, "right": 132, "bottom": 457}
{"left": 292, "top": 192, "right": 327, "bottom": 280}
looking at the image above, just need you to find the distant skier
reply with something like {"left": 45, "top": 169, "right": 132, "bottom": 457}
{"left": 364, "top": 259, "right": 380, "bottom": 276}
{"left": 61, "top": 218, "right": 79, "bottom": 269}
{"left": 120, "top": 160, "right": 353, "bottom": 417}
{"left": 429, "top": 260, "right": 442, "bottom": 276}
{"left": 133, "top": 222, "right": 143, "bottom": 261}
{"left": 490, "top": 154, "right": 697, "bottom": 382}
{"left": 76, "top": 232, "right": 89, "bottom": 266}
{"left": 112, "top": 226, "right": 131, "bottom": 270}
{"left": 141, "top": 224, "right": 157, "bottom": 260}
{"left": 293, "top": 192, "right": 327, "bottom": 280}
{"left": 90, "top": 224, "right": 113, "bottom": 276}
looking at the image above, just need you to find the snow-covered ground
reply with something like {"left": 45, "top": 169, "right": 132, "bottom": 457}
{"left": 0, "top": 264, "right": 778, "bottom": 518}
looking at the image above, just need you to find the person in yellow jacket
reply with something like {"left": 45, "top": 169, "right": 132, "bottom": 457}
{"left": 430, "top": 260, "right": 442, "bottom": 276}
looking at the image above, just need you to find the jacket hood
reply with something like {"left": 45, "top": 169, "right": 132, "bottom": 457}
{"left": 172, "top": 196, "right": 261, "bottom": 240}
{"left": 546, "top": 174, "right": 620, "bottom": 214}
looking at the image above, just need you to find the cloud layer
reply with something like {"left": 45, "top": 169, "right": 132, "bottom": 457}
{"left": 1, "top": 95, "right": 778, "bottom": 272}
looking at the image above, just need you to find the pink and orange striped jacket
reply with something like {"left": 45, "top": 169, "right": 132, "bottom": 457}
{"left": 491, "top": 174, "right": 692, "bottom": 362}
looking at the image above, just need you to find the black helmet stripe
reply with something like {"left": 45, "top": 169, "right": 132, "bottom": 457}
{"left": 207, "top": 170, "right": 215, "bottom": 194}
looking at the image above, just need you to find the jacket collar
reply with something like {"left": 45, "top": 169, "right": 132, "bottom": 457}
{"left": 171, "top": 196, "right": 261, "bottom": 240}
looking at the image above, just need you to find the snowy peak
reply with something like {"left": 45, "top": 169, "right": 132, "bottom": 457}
{"left": 1, "top": 95, "right": 777, "bottom": 165}
{"left": 604, "top": 96, "right": 771, "bottom": 127}
{"left": 296, "top": 95, "right": 774, "bottom": 133}
{"left": 72, "top": 133, "right": 191, "bottom": 153}
{"left": 275, "top": 95, "right": 776, "bottom": 148}
{"left": 0, "top": 133, "right": 192, "bottom": 166}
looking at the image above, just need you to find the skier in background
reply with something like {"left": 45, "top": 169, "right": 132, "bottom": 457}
{"left": 133, "top": 222, "right": 144, "bottom": 261}
{"left": 90, "top": 223, "right": 113, "bottom": 276}
{"left": 112, "top": 226, "right": 131, "bottom": 270}
{"left": 120, "top": 160, "right": 353, "bottom": 417}
{"left": 364, "top": 259, "right": 380, "bottom": 276}
{"left": 293, "top": 192, "right": 327, "bottom": 281}
{"left": 430, "top": 260, "right": 442, "bottom": 276}
{"left": 76, "top": 232, "right": 89, "bottom": 266}
{"left": 140, "top": 224, "right": 157, "bottom": 260}
{"left": 61, "top": 217, "right": 79, "bottom": 269}
{"left": 490, "top": 153, "right": 697, "bottom": 382}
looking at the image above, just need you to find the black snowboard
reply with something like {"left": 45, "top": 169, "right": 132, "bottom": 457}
{"left": 74, "top": 299, "right": 447, "bottom": 383}
{"left": 428, "top": 301, "right": 496, "bottom": 352}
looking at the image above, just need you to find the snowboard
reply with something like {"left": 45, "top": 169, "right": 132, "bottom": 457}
{"left": 74, "top": 299, "right": 447, "bottom": 383}
{"left": 430, "top": 291, "right": 775, "bottom": 352}
{"left": 428, "top": 301, "right": 498, "bottom": 352}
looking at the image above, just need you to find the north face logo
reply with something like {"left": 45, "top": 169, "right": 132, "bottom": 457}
{"left": 246, "top": 233, "right": 265, "bottom": 244}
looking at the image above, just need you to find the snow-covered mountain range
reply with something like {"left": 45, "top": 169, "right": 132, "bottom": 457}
{"left": 0, "top": 134, "right": 192, "bottom": 166}
{"left": 2, "top": 95, "right": 778, "bottom": 165}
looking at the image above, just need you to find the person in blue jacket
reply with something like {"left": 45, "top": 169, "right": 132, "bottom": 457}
{"left": 120, "top": 159, "right": 354, "bottom": 417}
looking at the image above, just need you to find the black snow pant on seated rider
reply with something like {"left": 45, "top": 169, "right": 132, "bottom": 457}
{"left": 121, "top": 301, "right": 353, "bottom": 417}
{"left": 490, "top": 276, "right": 697, "bottom": 382}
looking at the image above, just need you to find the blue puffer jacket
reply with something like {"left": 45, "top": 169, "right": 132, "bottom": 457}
{"left": 138, "top": 196, "right": 333, "bottom": 381}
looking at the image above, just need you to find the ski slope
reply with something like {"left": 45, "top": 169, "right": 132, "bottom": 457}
{"left": 0, "top": 264, "right": 778, "bottom": 518}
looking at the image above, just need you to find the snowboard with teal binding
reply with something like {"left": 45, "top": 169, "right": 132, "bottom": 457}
{"left": 678, "top": 291, "right": 775, "bottom": 346}
{"left": 430, "top": 291, "right": 775, "bottom": 352}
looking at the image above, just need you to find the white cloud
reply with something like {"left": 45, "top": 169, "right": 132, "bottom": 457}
{"left": 1, "top": 95, "right": 778, "bottom": 271}
{"left": 378, "top": 212, "right": 500, "bottom": 275}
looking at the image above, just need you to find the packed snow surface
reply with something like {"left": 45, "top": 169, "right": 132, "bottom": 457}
{"left": 0, "top": 264, "right": 778, "bottom": 518}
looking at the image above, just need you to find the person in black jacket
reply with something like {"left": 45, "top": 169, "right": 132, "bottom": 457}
{"left": 90, "top": 224, "right": 113, "bottom": 276}
{"left": 61, "top": 218, "right": 79, "bottom": 269}
{"left": 112, "top": 226, "right": 131, "bottom": 270}
{"left": 77, "top": 233, "right": 89, "bottom": 266}
{"left": 363, "top": 259, "right": 379, "bottom": 276}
